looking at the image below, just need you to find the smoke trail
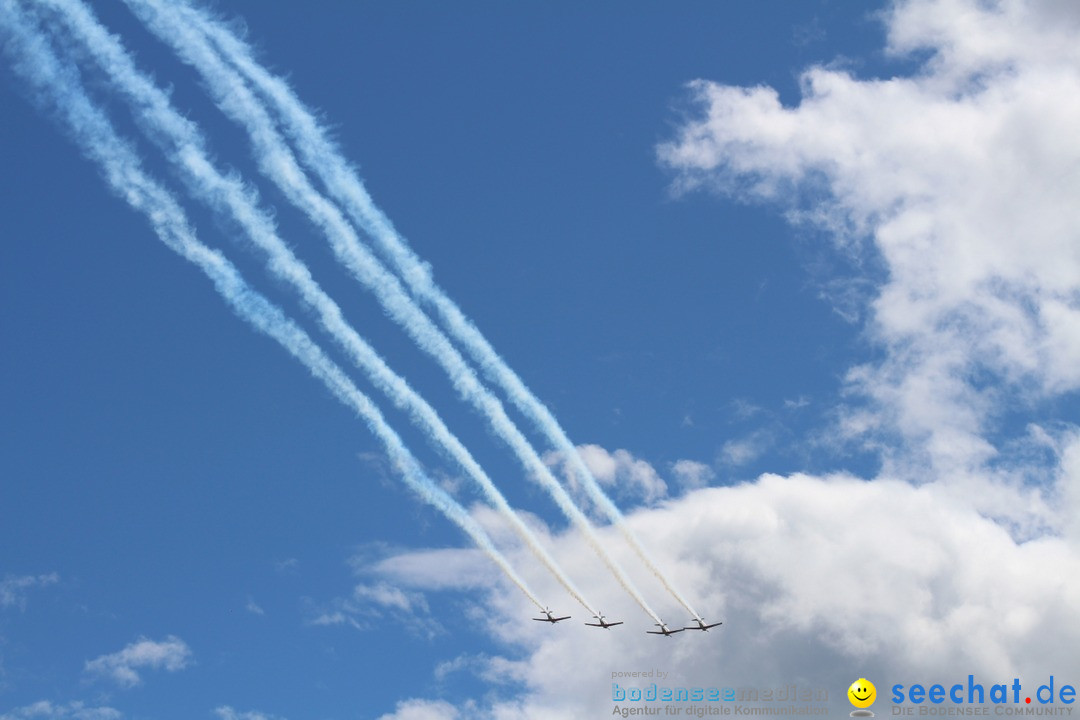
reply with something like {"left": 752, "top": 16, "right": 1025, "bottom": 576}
{"left": 0, "top": 0, "right": 545, "bottom": 612}
{"left": 117, "top": 0, "right": 662, "bottom": 622}
{"left": 33, "top": 0, "right": 594, "bottom": 616}
{"left": 158, "top": 0, "right": 702, "bottom": 620}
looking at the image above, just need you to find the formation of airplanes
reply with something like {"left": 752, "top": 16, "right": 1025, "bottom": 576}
{"left": 534, "top": 610, "right": 722, "bottom": 635}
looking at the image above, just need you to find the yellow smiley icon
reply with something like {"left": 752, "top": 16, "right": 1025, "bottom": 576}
{"left": 848, "top": 678, "right": 876, "bottom": 708}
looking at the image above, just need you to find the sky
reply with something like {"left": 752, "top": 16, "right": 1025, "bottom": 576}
{"left": 1, "top": 0, "right": 1079, "bottom": 718}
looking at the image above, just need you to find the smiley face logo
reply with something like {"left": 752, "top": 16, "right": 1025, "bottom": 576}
{"left": 848, "top": 678, "right": 877, "bottom": 709}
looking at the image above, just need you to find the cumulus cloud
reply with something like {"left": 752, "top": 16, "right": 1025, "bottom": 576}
{"left": 0, "top": 573, "right": 58, "bottom": 610}
{"left": 0, "top": 700, "right": 121, "bottom": 720}
{"left": 83, "top": 636, "right": 192, "bottom": 688}
{"left": 658, "top": 0, "right": 1080, "bottom": 489}
{"left": 357, "top": 456, "right": 1080, "bottom": 718}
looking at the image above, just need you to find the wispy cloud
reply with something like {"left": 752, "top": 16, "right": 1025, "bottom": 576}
{"left": 305, "top": 558, "right": 445, "bottom": 640}
{"left": 84, "top": 636, "right": 192, "bottom": 688}
{"left": 431, "top": 653, "right": 524, "bottom": 687}
{"left": 783, "top": 395, "right": 810, "bottom": 411}
{"left": 0, "top": 573, "right": 58, "bottom": 610}
{"left": 728, "top": 398, "right": 765, "bottom": 420}
{"left": 0, "top": 701, "right": 121, "bottom": 720}
{"left": 545, "top": 444, "right": 668, "bottom": 507}
{"left": 720, "top": 429, "right": 774, "bottom": 467}
{"left": 215, "top": 707, "right": 286, "bottom": 720}
{"left": 670, "top": 459, "right": 715, "bottom": 489}
{"left": 273, "top": 558, "right": 299, "bottom": 574}
{"left": 369, "top": 547, "right": 496, "bottom": 592}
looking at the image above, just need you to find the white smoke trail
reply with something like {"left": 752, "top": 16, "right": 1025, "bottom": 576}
{"left": 0, "top": 0, "right": 545, "bottom": 613}
{"left": 154, "top": 0, "right": 701, "bottom": 620}
{"left": 33, "top": 0, "right": 594, "bottom": 616}
{"left": 117, "top": 0, "right": 661, "bottom": 622}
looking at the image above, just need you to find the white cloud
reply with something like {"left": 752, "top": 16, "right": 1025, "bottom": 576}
{"left": 83, "top": 636, "right": 192, "bottom": 688}
{"left": 376, "top": 699, "right": 463, "bottom": 720}
{"left": 371, "top": 547, "right": 497, "bottom": 591}
{"left": 432, "top": 654, "right": 474, "bottom": 683}
{"left": 245, "top": 598, "right": 265, "bottom": 616}
{"left": 431, "top": 653, "right": 523, "bottom": 687}
{"left": 0, "top": 701, "right": 121, "bottom": 720}
{"left": 307, "top": 610, "right": 361, "bottom": 631}
{"left": 729, "top": 398, "right": 765, "bottom": 420}
{"left": 545, "top": 445, "right": 667, "bottom": 506}
{"left": 0, "top": 573, "right": 58, "bottom": 610}
{"left": 658, "top": 0, "right": 1080, "bottom": 487}
{"left": 720, "top": 430, "right": 773, "bottom": 467}
{"left": 783, "top": 396, "right": 810, "bottom": 410}
{"left": 353, "top": 582, "right": 427, "bottom": 614}
{"left": 305, "top": 556, "right": 447, "bottom": 639}
{"left": 274, "top": 558, "right": 299, "bottom": 574}
{"left": 214, "top": 707, "right": 286, "bottom": 720}
{"left": 670, "top": 459, "right": 716, "bottom": 489}
{"left": 356, "top": 455, "right": 1080, "bottom": 718}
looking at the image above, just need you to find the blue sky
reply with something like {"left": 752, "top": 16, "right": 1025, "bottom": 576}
{"left": 2, "top": 1, "right": 1080, "bottom": 719}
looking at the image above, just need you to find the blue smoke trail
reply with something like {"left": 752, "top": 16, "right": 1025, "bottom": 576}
{"left": 33, "top": 0, "right": 596, "bottom": 614}
{"left": 138, "top": 0, "right": 699, "bottom": 620}
{"left": 0, "top": 0, "right": 545, "bottom": 612}
{"left": 115, "top": 0, "right": 661, "bottom": 621}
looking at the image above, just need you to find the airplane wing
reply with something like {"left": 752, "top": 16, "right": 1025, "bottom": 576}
{"left": 552, "top": 616, "right": 570, "bottom": 622}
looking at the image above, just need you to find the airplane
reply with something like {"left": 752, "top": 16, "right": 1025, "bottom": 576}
{"left": 532, "top": 608, "right": 571, "bottom": 624}
{"left": 584, "top": 613, "right": 624, "bottom": 629}
{"left": 684, "top": 618, "right": 723, "bottom": 632}
{"left": 646, "top": 622, "right": 686, "bottom": 636}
